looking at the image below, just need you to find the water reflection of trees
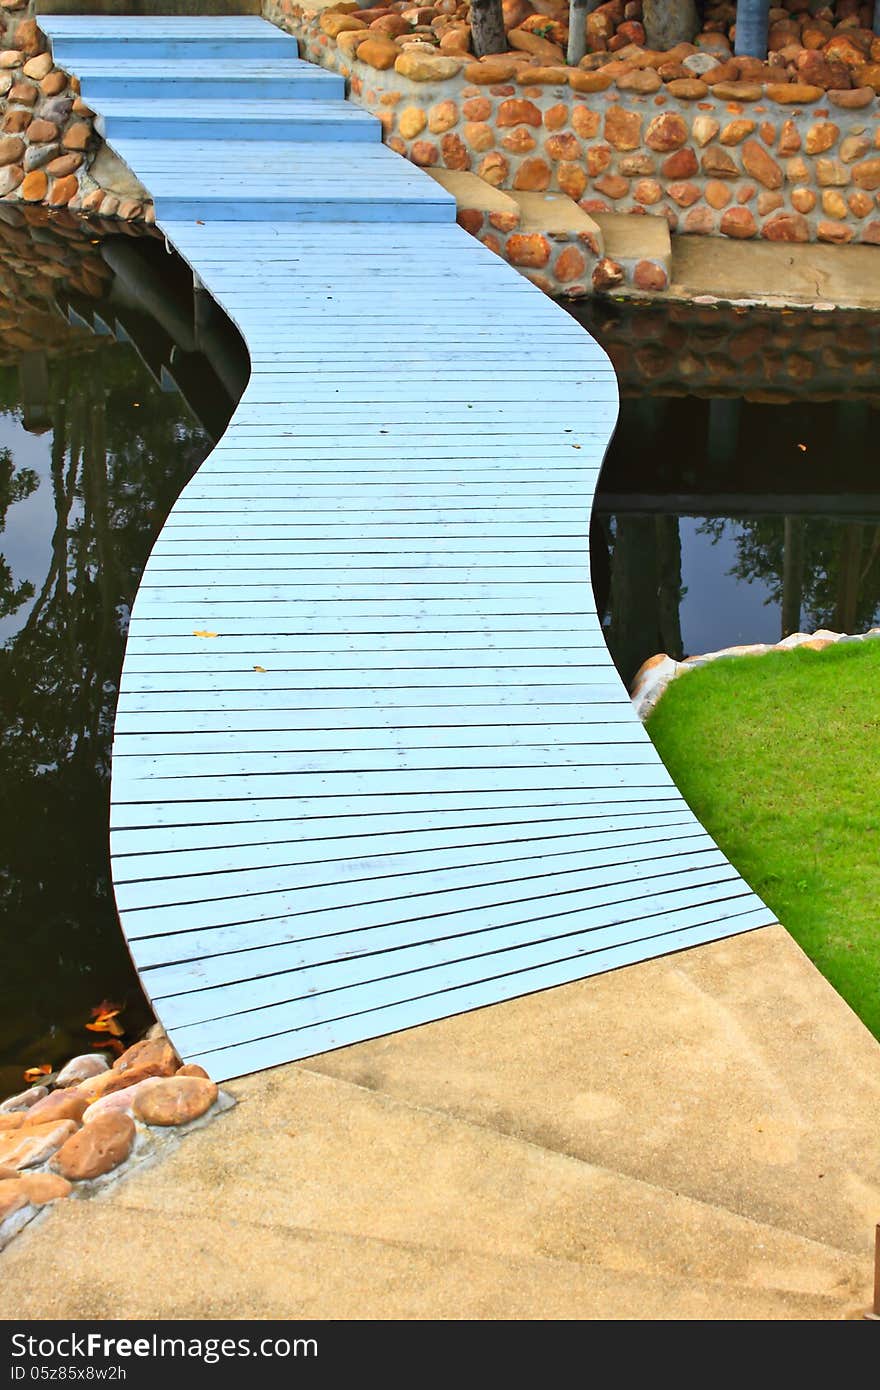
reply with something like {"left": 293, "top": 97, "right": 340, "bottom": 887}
{"left": 699, "top": 518, "right": 880, "bottom": 637}
{"left": 601, "top": 514, "right": 686, "bottom": 688}
{"left": 0, "top": 344, "right": 210, "bottom": 1089}
{"left": 0, "top": 447, "right": 38, "bottom": 621}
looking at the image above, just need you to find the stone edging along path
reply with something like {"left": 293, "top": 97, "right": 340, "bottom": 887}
{"left": 0, "top": 7, "right": 155, "bottom": 221}
{"left": 0, "top": 1034, "right": 233, "bottom": 1251}
{"left": 630, "top": 624, "right": 880, "bottom": 719}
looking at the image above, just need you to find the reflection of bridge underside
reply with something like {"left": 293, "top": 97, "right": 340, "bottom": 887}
{"left": 44, "top": 13, "right": 776, "bottom": 1083}
{"left": 62, "top": 234, "right": 248, "bottom": 446}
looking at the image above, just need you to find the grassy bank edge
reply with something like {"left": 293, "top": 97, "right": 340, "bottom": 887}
{"left": 645, "top": 641, "right": 880, "bottom": 1038}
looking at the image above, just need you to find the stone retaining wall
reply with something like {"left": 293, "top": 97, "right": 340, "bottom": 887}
{"left": 0, "top": 201, "right": 114, "bottom": 359}
{"left": 0, "top": 0, "right": 878, "bottom": 259}
{"left": 0, "top": 1, "right": 153, "bottom": 220}
{"left": 577, "top": 298, "right": 880, "bottom": 401}
{"left": 441, "top": 190, "right": 601, "bottom": 290}
{"left": 0, "top": 0, "right": 879, "bottom": 270}
{"left": 267, "top": 0, "right": 880, "bottom": 249}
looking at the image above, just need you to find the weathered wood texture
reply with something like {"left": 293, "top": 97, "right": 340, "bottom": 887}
{"left": 41, "top": 14, "right": 774, "bottom": 1081}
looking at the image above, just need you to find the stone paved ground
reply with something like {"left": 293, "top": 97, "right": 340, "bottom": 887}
{"left": 0, "top": 925, "right": 878, "bottom": 1320}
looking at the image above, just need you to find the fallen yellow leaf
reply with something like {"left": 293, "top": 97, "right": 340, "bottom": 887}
{"left": 254, "top": 665, "right": 266, "bottom": 673}
{"left": 23, "top": 1064, "right": 51, "bottom": 1083}
{"left": 85, "top": 1017, "right": 124, "bottom": 1036}
{"left": 193, "top": 630, "right": 218, "bottom": 639}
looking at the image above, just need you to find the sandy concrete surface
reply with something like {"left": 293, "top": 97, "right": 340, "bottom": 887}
{"left": 1, "top": 926, "right": 878, "bottom": 1320}
{"left": 668, "top": 236, "right": 880, "bottom": 309}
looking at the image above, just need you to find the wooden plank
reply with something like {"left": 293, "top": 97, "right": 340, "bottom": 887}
{"left": 110, "top": 786, "right": 689, "bottom": 833}
{"left": 39, "top": 13, "right": 774, "bottom": 1082}
{"left": 111, "top": 806, "right": 701, "bottom": 872}
{"left": 180, "top": 912, "right": 771, "bottom": 1076}
{"left": 147, "top": 893, "right": 760, "bottom": 1009}
{"left": 121, "top": 852, "right": 734, "bottom": 943}
{"left": 116, "top": 826, "right": 715, "bottom": 915}
{"left": 112, "top": 701, "right": 629, "bottom": 731}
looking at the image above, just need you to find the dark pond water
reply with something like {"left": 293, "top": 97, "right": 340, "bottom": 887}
{"left": 2, "top": 214, "right": 880, "bottom": 1095}
{"left": 0, "top": 208, "right": 245, "bottom": 1096}
{"left": 575, "top": 298, "right": 880, "bottom": 687}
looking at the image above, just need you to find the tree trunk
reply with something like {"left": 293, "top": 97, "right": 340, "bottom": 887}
{"left": 642, "top": 0, "right": 699, "bottom": 50}
{"left": 734, "top": 0, "right": 770, "bottom": 57}
{"left": 470, "top": 0, "right": 507, "bottom": 57}
{"left": 567, "top": 0, "right": 602, "bottom": 67}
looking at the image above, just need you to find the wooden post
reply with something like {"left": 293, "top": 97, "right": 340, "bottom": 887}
{"left": 643, "top": 0, "right": 699, "bottom": 50}
{"left": 567, "top": 0, "right": 594, "bottom": 67}
{"left": 470, "top": 0, "right": 506, "bottom": 58}
{"left": 734, "top": 0, "right": 770, "bottom": 57}
{"left": 865, "top": 1225, "right": 880, "bottom": 1318}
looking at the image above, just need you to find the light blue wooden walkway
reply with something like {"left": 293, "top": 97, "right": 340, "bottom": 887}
{"left": 43, "top": 14, "right": 774, "bottom": 1081}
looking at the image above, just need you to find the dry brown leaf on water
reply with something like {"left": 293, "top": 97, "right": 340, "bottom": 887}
{"left": 253, "top": 665, "right": 267, "bottom": 673}
{"left": 90, "top": 999, "right": 121, "bottom": 1019}
{"left": 193, "top": 630, "right": 218, "bottom": 639}
{"left": 23, "top": 1064, "right": 51, "bottom": 1083}
{"left": 86, "top": 1003, "right": 125, "bottom": 1038}
{"left": 86, "top": 1017, "right": 125, "bottom": 1037}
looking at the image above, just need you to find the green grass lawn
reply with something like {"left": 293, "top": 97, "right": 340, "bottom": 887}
{"left": 646, "top": 640, "right": 880, "bottom": 1037}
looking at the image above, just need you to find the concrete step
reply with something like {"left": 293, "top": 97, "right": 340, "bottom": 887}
{"left": 426, "top": 174, "right": 604, "bottom": 298}
{"left": 509, "top": 189, "right": 603, "bottom": 248}
{"left": 94, "top": 97, "right": 378, "bottom": 144}
{"left": 593, "top": 210, "right": 672, "bottom": 292}
{"left": 427, "top": 169, "right": 522, "bottom": 228}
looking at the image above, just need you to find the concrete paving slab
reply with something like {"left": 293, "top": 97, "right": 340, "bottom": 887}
{"left": 0, "top": 1200, "right": 857, "bottom": 1321}
{"left": 309, "top": 926, "right": 880, "bottom": 1258}
{"left": 595, "top": 210, "right": 671, "bottom": 261}
{"left": 511, "top": 190, "right": 599, "bottom": 238}
{"left": 0, "top": 926, "right": 877, "bottom": 1320}
{"left": 426, "top": 169, "right": 520, "bottom": 218}
{"left": 669, "top": 235, "right": 880, "bottom": 309}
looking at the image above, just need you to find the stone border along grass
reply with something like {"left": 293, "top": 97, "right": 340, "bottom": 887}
{"left": 629, "top": 624, "right": 880, "bottom": 718}
{"left": 0, "top": 1034, "right": 233, "bottom": 1250}
{"left": 264, "top": 0, "right": 880, "bottom": 289}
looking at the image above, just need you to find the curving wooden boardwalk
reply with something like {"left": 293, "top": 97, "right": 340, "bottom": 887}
{"left": 44, "top": 13, "right": 774, "bottom": 1081}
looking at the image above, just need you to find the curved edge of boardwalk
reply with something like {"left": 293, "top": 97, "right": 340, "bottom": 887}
{"left": 43, "top": 14, "right": 775, "bottom": 1082}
